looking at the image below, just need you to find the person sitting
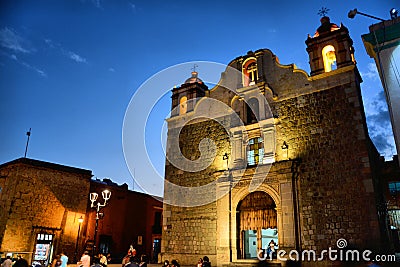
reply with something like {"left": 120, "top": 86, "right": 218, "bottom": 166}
{"left": 99, "top": 254, "right": 107, "bottom": 267}
{"left": 202, "top": 256, "right": 211, "bottom": 267}
{"left": 125, "top": 256, "right": 139, "bottom": 267}
{"left": 139, "top": 255, "right": 148, "bottom": 267}
{"left": 170, "top": 260, "right": 179, "bottom": 267}
{"left": 267, "top": 240, "right": 276, "bottom": 259}
{"left": 91, "top": 257, "right": 102, "bottom": 267}
{"left": 197, "top": 258, "right": 203, "bottom": 267}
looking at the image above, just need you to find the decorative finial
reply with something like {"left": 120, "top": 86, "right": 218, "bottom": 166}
{"left": 318, "top": 7, "right": 330, "bottom": 17}
{"left": 191, "top": 64, "right": 198, "bottom": 73}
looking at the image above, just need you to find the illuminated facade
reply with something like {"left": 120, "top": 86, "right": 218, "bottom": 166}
{"left": 161, "top": 17, "right": 387, "bottom": 266}
{"left": 0, "top": 158, "right": 91, "bottom": 265}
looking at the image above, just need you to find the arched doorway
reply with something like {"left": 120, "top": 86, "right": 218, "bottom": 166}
{"left": 236, "top": 191, "right": 277, "bottom": 259}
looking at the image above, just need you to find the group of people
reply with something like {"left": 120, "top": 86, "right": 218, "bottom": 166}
{"left": 51, "top": 252, "right": 68, "bottom": 267}
{"left": 1, "top": 255, "right": 29, "bottom": 267}
{"left": 162, "top": 255, "right": 211, "bottom": 267}
{"left": 162, "top": 259, "right": 179, "bottom": 267}
{"left": 77, "top": 251, "right": 110, "bottom": 267}
{"left": 196, "top": 256, "right": 211, "bottom": 267}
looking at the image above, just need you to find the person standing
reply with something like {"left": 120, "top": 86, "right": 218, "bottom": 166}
{"left": 60, "top": 252, "right": 68, "bottom": 267}
{"left": 78, "top": 251, "right": 90, "bottom": 267}
{"left": 1, "top": 254, "right": 12, "bottom": 267}
{"left": 51, "top": 255, "right": 62, "bottom": 267}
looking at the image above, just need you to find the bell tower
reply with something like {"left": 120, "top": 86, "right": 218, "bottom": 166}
{"left": 306, "top": 16, "right": 356, "bottom": 76}
{"left": 171, "top": 70, "right": 208, "bottom": 117}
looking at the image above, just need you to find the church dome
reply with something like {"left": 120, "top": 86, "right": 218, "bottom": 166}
{"left": 313, "top": 16, "right": 340, "bottom": 37}
{"left": 184, "top": 71, "right": 204, "bottom": 84}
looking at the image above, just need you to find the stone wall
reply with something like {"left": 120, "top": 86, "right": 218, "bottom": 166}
{"left": 0, "top": 158, "right": 91, "bottom": 263}
{"left": 162, "top": 119, "right": 230, "bottom": 265}
{"left": 274, "top": 79, "right": 380, "bottom": 251}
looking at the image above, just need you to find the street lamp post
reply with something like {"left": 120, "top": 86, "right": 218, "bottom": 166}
{"left": 74, "top": 216, "right": 84, "bottom": 263}
{"left": 89, "top": 189, "right": 111, "bottom": 258}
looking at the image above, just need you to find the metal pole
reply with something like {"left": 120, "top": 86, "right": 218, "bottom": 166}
{"left": 24, "top": 128, "right": 31, "bottom": 158}
{"left": 93, "top": 215, "right": 99, "bottom": 259}
{"left": 357, "top": 10, "right": 385, "bottom": 21}
{"left": 74, "top": 223, "right": 82, "bottom": 263}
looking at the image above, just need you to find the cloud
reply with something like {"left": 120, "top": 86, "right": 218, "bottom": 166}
{"left": 4, "top": 53, "right": 46, "bottom": 77}
{"left": 44, "top": 38, "right": 88, "bottom": 64}
{"left": 67, "top": 51, "right": 87, "bottom": 63}
{"left": 0, "top": 27, "right": 33, "bottom": 54}
{"left": 108, "top": 67, "right": 115, "bottom": 72}
{"left": 129, "top": 2, "right": 136, "bottom": 12}
{"left": 365, "top": 90, "right": 397, "bottom": 158}
{"left": 44, "top": 38, "right": 55, "bottom": 48}
{"left": 80, "top": 0, "right": 102, "bottom": 9}
{"left": 361, "top": 63, "right": 380, "bottom": 81}
{"left": 92, "top": 0, "right": 102, "bottom": 8}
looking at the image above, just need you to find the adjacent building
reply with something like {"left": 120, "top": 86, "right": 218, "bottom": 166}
{"left": 0, "top": 158, "right": 163, "bottom": 265}
{"left": 362, "top": 16, "right": 400, "bottom": 165}
{"left": 0, "top": 158, "right": 91, "bottom": 265}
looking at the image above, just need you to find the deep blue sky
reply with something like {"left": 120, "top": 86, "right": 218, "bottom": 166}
{"left": 0, "top": 0, "right": 397, "bottom": 197}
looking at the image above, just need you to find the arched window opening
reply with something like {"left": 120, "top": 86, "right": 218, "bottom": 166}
{"left": 179, "top": 96, "right": 187, "bottom": 115}
{"left": 236, "top": 192, "right": 277, "bottom": 259}
{"left": 322, "top": 45, "right": 337, "bottom": 72}
{"left": 247, "top": 137, "right": 264, "bottom": 166}
{"left": 246, "top": 98, "right": 259, "bottom": 125}
{"left": 242, "top": 59, "right": 258, "bottom": 87}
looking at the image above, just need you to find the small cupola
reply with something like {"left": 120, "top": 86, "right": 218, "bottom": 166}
{"left": 184, "top": 71, "right": 204, "bottom": 84}
{"left": 170, "top": 70, "right": 208, "bottom": 117}
{"left": 314, "top": 16, "right": 340, "bottom": 37}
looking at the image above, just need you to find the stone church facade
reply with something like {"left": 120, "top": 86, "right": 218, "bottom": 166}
{"left": 161, "top": 17, "right": 387, "bottom": 266}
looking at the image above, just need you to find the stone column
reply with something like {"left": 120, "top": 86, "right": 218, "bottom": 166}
{"left": 261, "top": 124, "right": 275, "bottom": 163}
{"left": 216, "top": 179, "right": 232, "bottom": 266}
{"left": 230, "top": 128, "right": 245, "bottom": 168}
{"left": 280, "top": 182, "right": 295, "bottom": 249}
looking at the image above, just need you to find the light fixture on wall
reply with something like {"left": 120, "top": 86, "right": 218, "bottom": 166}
{"left": 281, "top": 141, "right": 289, "bottom": 159}
{"left": 223, "top": 153, "right": 229, "bottom": 171}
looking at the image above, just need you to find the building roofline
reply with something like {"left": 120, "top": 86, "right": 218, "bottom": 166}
{"left": 0, "top": 157, "right": 92, "bottom": 176}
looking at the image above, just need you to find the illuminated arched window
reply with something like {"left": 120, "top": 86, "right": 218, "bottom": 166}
{"left": 242, "top": 58, "right": 258, "bottom": 87}
{"left": 179, "top": 96, "right": 187, "bottom": 115}
{"left": 322, "top": 45, "right": 337, "bottom": 72}
{"left": 247, "top": 137, "right": 264, "bottom": 166}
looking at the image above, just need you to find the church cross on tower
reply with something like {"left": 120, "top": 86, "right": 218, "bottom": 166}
{"left": 191, "top": 64, "right": 198, "bottom": 73}
{"left": 318, "top": 7, "right": 330, "bottom": 17}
